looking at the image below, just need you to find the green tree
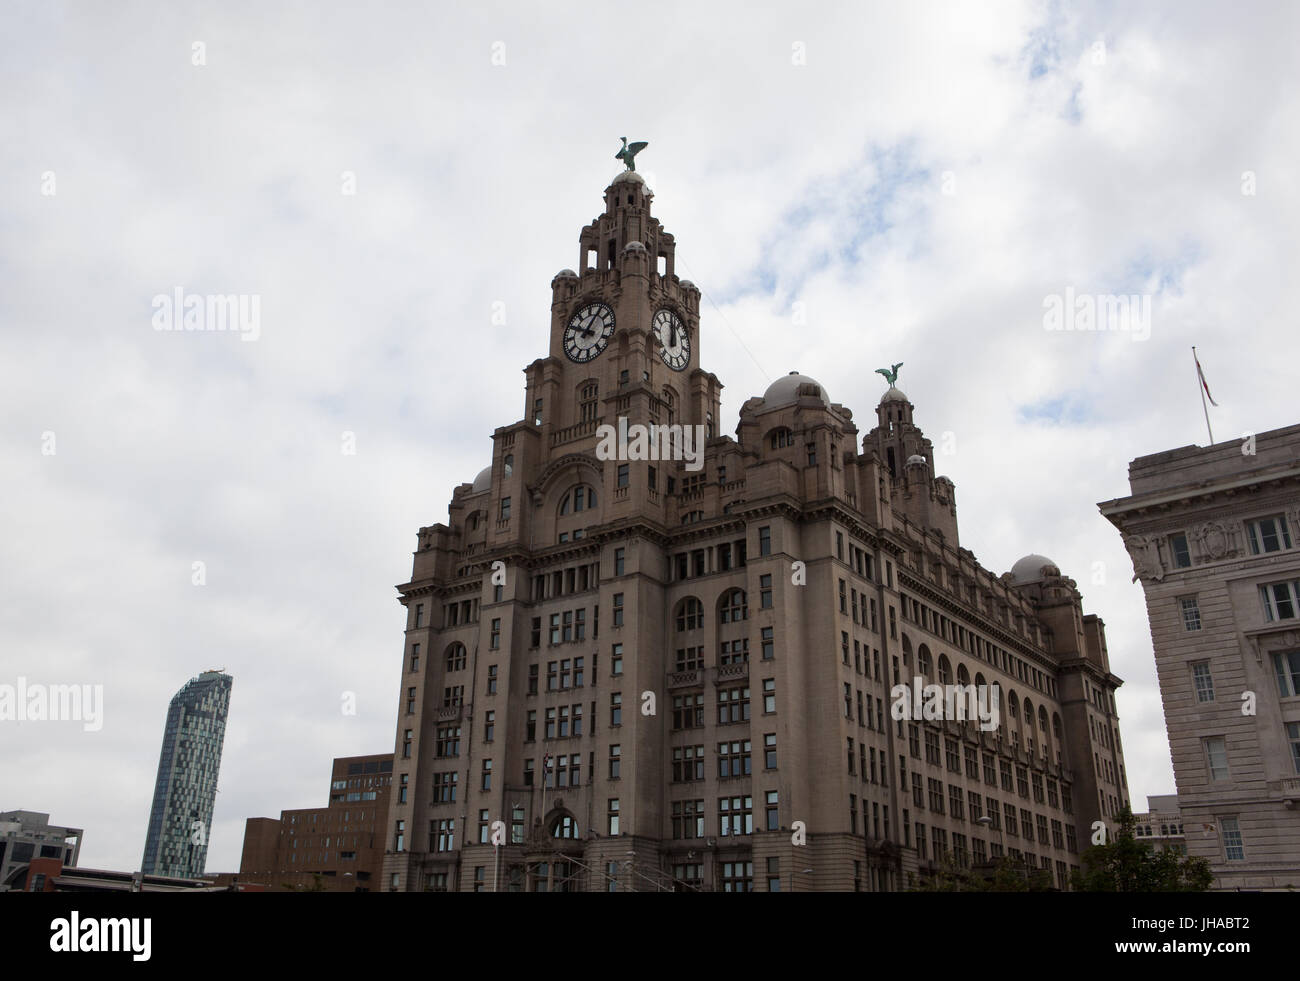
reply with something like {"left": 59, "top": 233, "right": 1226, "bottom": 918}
{"left": 1072, "top": 807, "right": 1212, "bottom": 892}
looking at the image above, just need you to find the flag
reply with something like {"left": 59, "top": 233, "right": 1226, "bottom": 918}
{"left": 1193, "top": 349, "right": 1219, "bottom": 407}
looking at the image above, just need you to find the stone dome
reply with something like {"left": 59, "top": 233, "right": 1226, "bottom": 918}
{"left": 880, "top": 386, "right": 909, "bottom": 404}
{"left": 471, "top": 465, "right": 493, "bottom": 493}
{"left": 761, "top": 371, "right": 829, "bottom": 409}
{"left": 906, "top": 454, "right": 928, "bottom": 467}
{"left": 554, "top": 268, "right": 578, "bottom": 279}
{"left": 1010, "top": 554, "right": 1060, "bottom": 584}
{"left": 623, "top": 240, "right": 646, "bottom": 252}
{"left": 679, "top": 279, "right": 696, "bottom": 290}
{"left": 613, "top": 170, "right": 646, "bottom": 185}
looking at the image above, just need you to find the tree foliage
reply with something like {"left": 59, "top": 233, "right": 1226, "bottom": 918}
{"left": 1072, "top": 806, "right": 1212, "bottom": 892}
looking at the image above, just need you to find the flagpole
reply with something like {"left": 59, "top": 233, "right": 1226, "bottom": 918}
{"left": 1192, "top": 346, "right": 1214, "bottom": 444}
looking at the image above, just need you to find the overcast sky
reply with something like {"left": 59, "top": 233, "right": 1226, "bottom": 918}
{"left": 3, "top": 0, "right": 1297, "bottom": 874}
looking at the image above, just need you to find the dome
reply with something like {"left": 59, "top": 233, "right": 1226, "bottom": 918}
{"left": 679, "top": 279, "right": 696, "bottom": 290}
{"left": 1010, "top": 554, "right": 1060, "bottom": 584}
{"left": 471, "top": 465, "right": 493, "bottom": 493}
{"left": 554, "top": 268, "right": 578, "bottom": 279}
{"left": 613, "top": 170, "right": 646, "bottom": 185}
{"left": 880, "top": 386, "right": 909, "bottom": 404}
{"left": 906, "top": 454, "right": 928, "bottom": 467}
{"left": 761, "top": 371, "right": 830, "bottom": 409}
{"left": 623, "top": 240, "right": 646, "bottom": 252}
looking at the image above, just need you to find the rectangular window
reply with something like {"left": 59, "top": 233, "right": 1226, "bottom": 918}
{"left": 1273, "top": 651, "right": 1300, "bottom": 697}
{"left": 610, "top": 692, "right": 622, "bottom": 726}
{"left": 1287, "top": 722, "right": 1300, "bottom": 774}
{"left": 1261, "top": 581, "right": 1300, "bottom": 622}
{"left": 613, "top": 592, "right": 624, "bottom": 627}
{"left": 1180, "top": 596, "right": 1202, "bottom": 631}
{"left": 719, "top": 795, "right": 754, "bottom": 836}
{"left": 1205, "top": 736, "right": 1230, "bottom": 781}
{"left": 1220, "top": 817, "right": 1245, "bottom": 861}
{"left": 500, "top": 497, "right": 511, "bottom": 520}
{"left": 1169, "top": 533, "right": 1192, "bottom": 568}
{"left": 617, "top": 464, "right": 629, "bottom": 488}
{"left": 608, "top": 799, "right": 620, "bottom": 836}
{"left": 718, "top": 686, "right": 751, "bottom": 724}
{"left": 490, "top": 618, "right": 501, "bottom": 649}
{"left": 764, "top": 732, "right": 777, "bottom": 769}
{"left": 672, "top": 799, "right": 705, "bottom": 840}
{"left": 759, "top": 526, "right": 771, "bottom": 556}
{"left": 761, "top": 625, "right": 774, "bottom": 660}
{"left": 1247, "top": 515, "right": 1293, "bottom": 555}
{"left": 1192, "top": 661, "right": 1215, "bottom": 702}
{"left": 614, "top": 548, "right": 626, "bottom": 576}
{"left": 760, "top": 573, "right": 773, "bottom": 609}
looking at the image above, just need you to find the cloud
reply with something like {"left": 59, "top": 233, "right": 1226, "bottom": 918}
{"left": 2, "top": 0, "right": 1297, "bottom": 872}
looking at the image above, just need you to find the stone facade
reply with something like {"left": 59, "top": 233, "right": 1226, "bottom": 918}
{"left": 382, "top": 169, "right": 1129, "bottom": 892}
{"left": 1101, "top": 426, "right": 1300, "bottom": 889}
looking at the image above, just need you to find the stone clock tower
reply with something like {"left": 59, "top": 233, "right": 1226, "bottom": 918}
{"left": 529, "top": 169, "right": 722, "bottom": 452}
{"left": 384, "top": 156, "right": 1126, "bottom": 895}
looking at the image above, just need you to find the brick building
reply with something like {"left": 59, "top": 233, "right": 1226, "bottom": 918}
{"left": 235, "top": 753, "right": 392, "bottom": 891}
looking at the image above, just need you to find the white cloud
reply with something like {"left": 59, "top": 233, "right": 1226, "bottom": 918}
{"left": 2, "top": 0, "right": 1297, "bottom": 872}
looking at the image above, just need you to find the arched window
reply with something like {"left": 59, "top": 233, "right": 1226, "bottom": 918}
{"left": 768, "top": 427, "right": 795, "bottom": 450}
{"left": 446, "top": 643, "right": 467, "bottom": 672}
{"left": 559, "top": 484, "right": 597, "bottom": 516}
{"left": 901, "top": 635, "right": 913, "bottom": 668}
{"left": 975, "top": 672, "right": 986, "bottom": 689}
{"left": 956, "top": 663, "right": 970, "bottom": 687}
{"left": 675, "top": 597, "right": 704, "bottom": 632}
{"left": 719, "top": 589, "right": 748, "bottom": 624}
{"left": 550, "top": 814, "right": 579, "bottom": 839}
{"left": 938, "top": 654, "right": 952, "bottom": 685}
{"left": 1007, "top": 692, "right": 1019, "bottom": 721}
{"left": 917, "top": 644, "right": 932, "bottom": 680}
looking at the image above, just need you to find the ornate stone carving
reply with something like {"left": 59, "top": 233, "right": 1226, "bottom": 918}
{"left": 1193, "top": 520, "right": 1239, "bottom": 561}
{"left": 1123, "top": 534, "right": 1165, "bottom": 583}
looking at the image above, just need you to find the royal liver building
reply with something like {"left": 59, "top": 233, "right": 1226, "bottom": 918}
{"left": 383, "top": 150, "right": 1129, "bottom": 892}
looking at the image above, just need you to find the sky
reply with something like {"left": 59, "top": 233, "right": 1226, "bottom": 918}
{"left": 2, "top": 0, "right": 1298, "bottom": 875}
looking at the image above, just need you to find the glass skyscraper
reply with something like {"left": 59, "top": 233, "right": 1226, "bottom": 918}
{"left": 142, "top": 670, "right": 233, "bottom": 877}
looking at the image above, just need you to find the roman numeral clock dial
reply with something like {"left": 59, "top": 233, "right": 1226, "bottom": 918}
{"left": 563, "top": 303, "right": 615, "bottom": 363}
{"left": 654, "top": 308, "right": 690, "bottom": 371}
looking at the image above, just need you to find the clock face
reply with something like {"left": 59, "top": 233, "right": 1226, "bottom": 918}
{"left": 653, "top": 308, "right": 690, "bottom": 371}
{"left": 564, "top": 303, "right": 615, "bottom": 363}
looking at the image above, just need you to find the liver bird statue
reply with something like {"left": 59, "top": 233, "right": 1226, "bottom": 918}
{"left": 615, "top": 137, "right": 648, "bottom": 172}
{"left": 875, "top": 362, "right": 903, "bottom": 387}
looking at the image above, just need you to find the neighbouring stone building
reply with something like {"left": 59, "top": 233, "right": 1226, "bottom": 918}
{"left": 382, "top": 162, "right": 1130, "bottom": 892}
{"left": 1132, "top": 793, "right": 1187, "bottom": 856}
{"left": 1101, "top": 425, "right": 1300, "bottom": 890}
